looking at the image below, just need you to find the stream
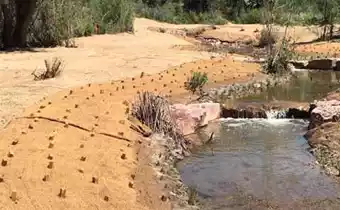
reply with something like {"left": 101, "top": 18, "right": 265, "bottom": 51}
{"left": 177, "top": 71, "right": 340, "bottom": 209}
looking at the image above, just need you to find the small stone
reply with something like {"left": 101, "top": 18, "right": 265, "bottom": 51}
{"left": 121, "top": 154, "right": 126, "bottom": 160}
{"left": 131, "top": 174, "right": 135, "bottom": 180}
{"left": 118, "top": 132, "right": 124, "bottom": 137}
{"left": 128, "top": 182, "right": 134, "bottom": 188}
{"left": 34, "top": 118, "right": 39, "bottom": 122}
{"left": 80, "top": 144, "right": 84, "bottom": 148}
{"left": 1, "top": 159, "right": 7, "bottom": 166}
{"left": 47, "top": 161, "right": 54, "bottom": 169}
{"left": 78, "top": 168, "right": 84, "bottom": 173}
{"left": 326, "top": 166, "right": 340, "bottom": 176}
{"left": 64, "top": 95, "right": 68, "bottom": 99}
{"left": 74, "top": 104, "right": 79, "bottom": 108}
{"left": 63, "top": 116, "right": 68, "bottom": 119}
{"left": 69, "top": 90, "right": 73, "bottom": 95}
{"left": 39, "top": 105, "right": 46, "bottom": 109}
{"left": 21, "top": 130, "right": 27, "bottom": 135}
{"left": 80, "top": 156, "right": 86, "bottom": 161}
{"left": 100, "top": 90, "right": 104, "bottom": 94}
{"left": 119, "top": 120, "right": 125, "bottom": 125}
{"left": 90, "top": 133, "right": 95, "bottom": 137}
{"left": 0, "top": 175, "right": 4, "bottom": 182}
{"left": 28, "top": 124, "right": 33, "bottom": 130}
{"left": 65, "top": 109, "right": 71, "bottom": 113}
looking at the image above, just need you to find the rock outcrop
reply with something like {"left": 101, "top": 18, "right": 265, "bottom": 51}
{"left": 308, "top": 100, "right": 340, "bottom": 129}
{"left": 170, "top": 103, "right": 221, "bottom": 135}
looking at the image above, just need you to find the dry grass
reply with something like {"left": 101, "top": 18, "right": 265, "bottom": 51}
{"left": 131, "top": 91, "right": 182, "bottom": 141}
{"left": 32, "top": 57, "right": 64, "bottom": 80}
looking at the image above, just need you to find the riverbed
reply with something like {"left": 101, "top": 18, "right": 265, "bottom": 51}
{"left": 177, "top": 70, "right": 340, "bottom": 209}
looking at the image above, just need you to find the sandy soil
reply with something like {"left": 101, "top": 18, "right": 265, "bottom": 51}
{"left": 0, "top": 18, "right": 218, "bottom": 128}
{"left": 295, "top": 42, "right": 340, "bottom": 58}
{"left": 0, "top": 18, "right": 262, "bottom": 210}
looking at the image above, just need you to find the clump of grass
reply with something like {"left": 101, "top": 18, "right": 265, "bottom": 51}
{"left": 184, "top": 72, "right": 208, "bottom": 94}
{"left": 188, "top": 187, "right": 198, "bottom": 205}
{"left": 32, "top": 57, "right": 64, "bottom": 80}
{"left": 131, "top": 91, "right": 182, "bottom": 141}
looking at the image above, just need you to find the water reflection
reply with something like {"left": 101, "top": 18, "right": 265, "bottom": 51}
{"left": 242, "top": 71, "right": 340, "bottom": 102}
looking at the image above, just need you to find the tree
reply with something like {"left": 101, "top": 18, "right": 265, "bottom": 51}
{"left": 0, "top": 0, "right": 37, "bottom": 48}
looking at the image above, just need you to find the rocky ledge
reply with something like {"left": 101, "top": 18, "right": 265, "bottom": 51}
{"left": 305, "top": 89, "right": 340, "bottom": 177}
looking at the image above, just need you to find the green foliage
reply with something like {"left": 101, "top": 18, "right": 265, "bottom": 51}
{"left": 134, "top": 1, "right": 226, "bottom": 24}
{"left": 27, "top": 0, "right": 134, "bottom": 47}
{"left": 236, "top": 8, "right": 263, "bottom": 24}
{"left": 185, "top": 72, "right": 208, "bottom": 94}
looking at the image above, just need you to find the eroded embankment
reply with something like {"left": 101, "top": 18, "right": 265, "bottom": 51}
{"left": 305, "top": 90, "right": 340, "bottom": 178}
{"left": 0, "top": 56, "right": 261, "bottom": 210}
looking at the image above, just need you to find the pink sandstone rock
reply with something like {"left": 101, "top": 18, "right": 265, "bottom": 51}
{"left": 170, "top": 103, "right": 221, "bottom": 135}
{"left": 309, "top": 100, "right": 340, "bottom": 129}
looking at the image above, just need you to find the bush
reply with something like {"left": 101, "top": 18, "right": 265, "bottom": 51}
{"left": 263, "top": 38, "right": 295, "bottom": 75}
{"left": 134, "top": 1, "right": 226, "bottom": 25}
{"left": 257, "top": 27, "right": 278, "bottom": 48}
{"left": 131, "top": 91, "right": 182, "bottom": 140}
{"left": 236, "top": 8, "right": 263, "bottom": 24}
{"left": 185, "top": 72, "right": 208, "bottom": 94}
{"left": 32, "top": 57, "right": 64, "bottom": 80}
{"left": 27, "top": 0, "right": 134, "bottom": 48}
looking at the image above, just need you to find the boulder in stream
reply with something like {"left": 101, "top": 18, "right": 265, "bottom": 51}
{"left": 170, "top": 103, "right": 221, "bottom": 135}
{"left": 309, "top": 100, "right": 340, "bottom": 129}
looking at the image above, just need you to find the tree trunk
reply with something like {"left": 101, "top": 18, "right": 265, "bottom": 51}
{"left": 1, "top": 1, "right": 14, "bottom": 48}
{"left": 12, "top": 0, "right": 37, "bottom": 47}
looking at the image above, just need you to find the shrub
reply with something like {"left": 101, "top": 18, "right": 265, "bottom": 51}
{"left": 185, "top": 72, "right": 208, "bottom": 94}
{"left": 236, "top": 8, "right": 263, "bottom": 24}
{"left": 26, "top": 0, "right": 134, "bottom": 48}
{"left": 32, "top": 57, "right": 64, "bottom": 80}
{"left": 131, "top": 91, "right": 182, "bottom": 140}
{"left": 263, "top": 37, "right": 295, "bottom": 75}
{"left": 257, "top": 27, "right": 278, "bottom": 48}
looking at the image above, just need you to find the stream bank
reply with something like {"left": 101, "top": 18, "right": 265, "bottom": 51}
{"left": 175, "top": 69, "right": 340, "bottom": 209}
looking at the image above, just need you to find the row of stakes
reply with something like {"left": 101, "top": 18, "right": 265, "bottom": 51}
{"left": 5, "top": 75, "right": 186, "bottom": 203}
{"left": 1, "top": 110, "right": 135, "bottom": 203}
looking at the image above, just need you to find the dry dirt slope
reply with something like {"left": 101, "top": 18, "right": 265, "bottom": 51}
{"left": 0, "top": 52, "right": 260, "bottom": 209}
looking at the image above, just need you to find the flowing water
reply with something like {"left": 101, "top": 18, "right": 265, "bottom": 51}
{"left": 178, "top": 71, "right": 340, "bottom": 209}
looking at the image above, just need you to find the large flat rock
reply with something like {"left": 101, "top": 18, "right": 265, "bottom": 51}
{"left": 170, "top": 103, "right": 221, "bottom": 135}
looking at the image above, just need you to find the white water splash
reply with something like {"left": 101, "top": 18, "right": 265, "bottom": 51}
{"left": 265, "top": 109, "right": 287, "bottom": 119}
